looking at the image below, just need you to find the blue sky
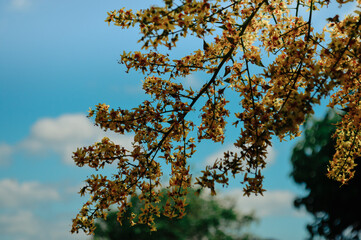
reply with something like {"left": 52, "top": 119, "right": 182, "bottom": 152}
{"left": 0, "top": 0, "right": 358, "bottom": 239}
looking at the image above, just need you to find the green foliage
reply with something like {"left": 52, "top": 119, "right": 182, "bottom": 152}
{"left": 291, "top": 110, "right": 361, "bottom": 240}
{"left": 93, "top": 188, "right": 257, "bottom": 240}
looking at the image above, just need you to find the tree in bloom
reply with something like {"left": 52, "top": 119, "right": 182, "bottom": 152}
{"left": 71, "top": 0, "right": 361, "bottom": 235}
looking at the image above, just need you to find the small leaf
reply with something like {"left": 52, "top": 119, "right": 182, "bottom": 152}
{"left": 224, "top": 66, "right": 231, "bottom": 77}
{"left": 255, "top": 59, "right": 265, "bottom": 67}
{"left": 203, "top": 40, "right": 210, "bottom": 52}
{"left": 218, "top": 87, "right": 226, "bottom": 95}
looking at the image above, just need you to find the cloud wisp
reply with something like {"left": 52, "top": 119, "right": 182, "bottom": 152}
{"left": 0, "top": 179, "right": 60, "bottom": 208}
{"left": 0, "top": 209, "right": 91, "bottom": 240}
{"left": 0, "top": 178, "right": 92, "bottom": 240}
{"left": 203, "top": 143, "right": 277, "bottom": 167}
{"left": 8, "top": 0, "right": 32, "bottom": 10}
{"left": 3, "top": 113, "right": 133, "bottom": 165}
{"left": 0, "top": 210, "right": 40, "bottom": 236}
{"left": 0, "top": 143, "right": 12, "bottom": 166}
{"left": 220, "top": 188, "right": 306, "bottom": 218}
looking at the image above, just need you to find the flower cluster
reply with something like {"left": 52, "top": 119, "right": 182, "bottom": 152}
{"left": 73, "top": 0, "right": 361, "bottom": 234}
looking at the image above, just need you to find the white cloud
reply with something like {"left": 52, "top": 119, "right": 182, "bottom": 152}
{"left": 0, "top": 143, "right": 12, "bottom": 166}
{"left": 204, "top": 143, "right": 276, "bottom": 167}
{"left": 184, "top": 74, "right": 202, "bottom": 89}
{"left": 220, "top": 189, "right": 306, "bottom": 218}
{"left": 47, "top": 219, "right": 91, "bottom": 240}
{"left": 0, "top": 179, "right": 60, "bottom": 208}
{"left": 0, "top": 179, "right": 91, "bottom": 239}
{"left": 9, "top": 0, "right": 31, "bottom": 10}
{"left": 0, "top": 210, "right": 91, "bottom": 240}
{"left": 0, "top": 210, "right": 40, "bottom": 236}
{"left": 19, "top": 113, "right": 133, "bottom": 165}
{"left": 64, "top": 181, "right": 87, "bottom": 196}
{"left": 0, "top": 178, "right": 91, "bottom": 240}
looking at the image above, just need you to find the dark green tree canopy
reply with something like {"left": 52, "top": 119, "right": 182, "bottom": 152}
{"left": 291, "top": 110, "right": 361, "bottom": 240}
{"left": 93, "top": 188, "right": 258, "bottom": 240}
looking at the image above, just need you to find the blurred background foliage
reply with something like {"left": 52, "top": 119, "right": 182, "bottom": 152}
{"left": 93, "top": 188, "right": 261, "bottom": 240}
{"left": 291, "top": 110, "right": 361, "bottom": 239}
{"left": 93, "top": 110, "right": 361, "bottom": 240}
